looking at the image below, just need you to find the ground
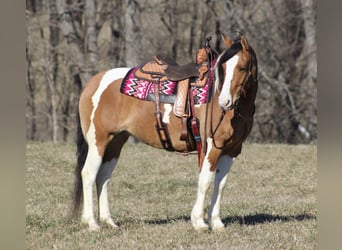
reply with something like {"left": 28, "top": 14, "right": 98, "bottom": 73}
{"left": 26, "top": 142, "right": 317, "bottom": 249}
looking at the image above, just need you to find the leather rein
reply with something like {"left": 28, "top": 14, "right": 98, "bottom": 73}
{"left": 203, "top": 44, "right": 255, "bottom": 152}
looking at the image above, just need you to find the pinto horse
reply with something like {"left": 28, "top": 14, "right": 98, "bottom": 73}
{"left": 73, "top": 34, "right": 258, "bottom": 231}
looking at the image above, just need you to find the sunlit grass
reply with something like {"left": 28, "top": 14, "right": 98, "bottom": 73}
{"left": 26, "top": 142, "right": 317, "bottom": 249}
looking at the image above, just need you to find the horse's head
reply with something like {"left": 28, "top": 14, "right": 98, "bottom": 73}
{"left": 214, "top": 34, "right": 258, "bottom": 111}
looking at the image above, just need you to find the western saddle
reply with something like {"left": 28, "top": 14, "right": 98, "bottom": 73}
{"left": 134, "top": 38, "right": 215, "bottom": 165}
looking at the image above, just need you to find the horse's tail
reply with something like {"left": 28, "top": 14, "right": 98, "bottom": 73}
{"left": 72, "top": 112, "right": 88, "bottom": 217}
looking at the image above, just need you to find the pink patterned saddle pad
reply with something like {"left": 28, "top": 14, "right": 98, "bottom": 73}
{"left": 120, "top": 66, "right": 214, "bottom": 104}
{"left": 120, "top": 67, "right": 177, "bottom": 103}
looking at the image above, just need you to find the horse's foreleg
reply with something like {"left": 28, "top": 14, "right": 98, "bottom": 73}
{"left": 81, "top": 145, "right": 102, "bottom": 231}
{"left": 191, "top": 138, "right": 218, "bottom": 230}
{"left": 208, "top": 155, "right": 234, "bottom": 231}
{"left": 96, "top": 158, "right": 118, "bottom": 228}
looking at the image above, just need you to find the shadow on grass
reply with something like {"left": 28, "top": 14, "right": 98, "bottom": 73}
{"left": 119, "top": 213, "right": 316, "bottom": 226}
{"left": 116, "top": 215, "right": 190, "bottom": 227}
{"left": 222, "top": 213, "right": 317, "bottom": 226}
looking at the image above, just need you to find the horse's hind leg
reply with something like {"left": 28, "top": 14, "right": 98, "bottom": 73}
{"left": 208, "top": 155, "right": 234, "bottom": 231}
{"left": 81, "top": 144, "right": 103, "bottom": 231}
{"left": 96, "top": 132, "right": 129, "bottom": 228}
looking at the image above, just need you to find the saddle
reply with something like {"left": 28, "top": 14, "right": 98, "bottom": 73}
{"left": 134, "top": 47, "right": 210, "bottom": 118}
{"left": 134, "top": 56, "right": 205, "bottom": 82}
{"left": 155, "top": 55, "right": 210, "bottom": 87}
{"left": 129, "top": 42, "right": 214, "bottom": 165}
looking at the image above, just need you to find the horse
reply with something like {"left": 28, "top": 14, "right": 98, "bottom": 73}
{"left": 73, "top": 34, "right": 258, "bottom": 232}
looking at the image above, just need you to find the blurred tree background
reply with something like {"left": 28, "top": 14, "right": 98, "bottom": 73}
{"left": 26, "top": 0, "right": 317, "bottom": 144}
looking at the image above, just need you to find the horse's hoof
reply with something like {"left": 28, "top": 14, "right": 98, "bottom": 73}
{"left": 101, "top": 218, "right": 119, "bottom": 229}
{"left": 192, "top": 218, "right": 208, "bottom": 231}
{"left": 211, "top": 225, "right": 226, "bottom": 232}
{"left": 193, "top": 222, "right": 209, "bottom": 231}
{"left": 88, "top": 223, "right": 100, "bottom": 232}
{"left": 195, "top": 225, "right": 209, "bottom": 232}
{"left": 82, "top": 217, "right": 101, "bottom": 232}
{"left": 210, "top": 220, "right": 226, "bottom": 232}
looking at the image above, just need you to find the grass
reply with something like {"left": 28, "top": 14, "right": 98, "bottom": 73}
{"left": 26, "top": 142, "right": 317, "bottom": 249}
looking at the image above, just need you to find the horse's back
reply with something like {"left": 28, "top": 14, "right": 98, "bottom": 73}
{"left": 80, "top": 68, "right": 131, "bottom": 101}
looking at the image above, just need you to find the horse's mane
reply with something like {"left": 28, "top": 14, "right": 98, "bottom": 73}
{"left": 217, "top": 40, "right": 242, "bottom": 64}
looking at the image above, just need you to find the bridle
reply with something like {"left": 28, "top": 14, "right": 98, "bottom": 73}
{"left": 204, "top": 41, "right": 256, "bottom": 152}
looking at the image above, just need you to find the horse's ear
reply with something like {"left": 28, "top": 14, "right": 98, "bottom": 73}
{"left": 221, "top": 33, "right": 232, "bottom": 47}
{"left": 241, "top": 36, "right": 250, "bottom": 51}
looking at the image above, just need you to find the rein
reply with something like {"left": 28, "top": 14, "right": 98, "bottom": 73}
{"left": 179, "top": 38, "right": 256, "bottom": 167}
{"left": 204, "top": 45, "right": 255, "bottom": 152}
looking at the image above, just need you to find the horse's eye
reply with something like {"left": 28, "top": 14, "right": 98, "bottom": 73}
{"left": 239, "top": 67, "right": 247, "bottom": 72}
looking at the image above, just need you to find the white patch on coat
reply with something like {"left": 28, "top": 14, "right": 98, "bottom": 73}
{"left": 162, "top": 104, "right": 173, "bottom": 124}
{"left": 218, "top": 55, "right": 239, "bottom": 110}
{"left": 87, "top": 68, "right": 131, "bottom": 148}
{"left": 82, "top": 68, "right": 130, "bottom": 231}
{"left": 81, "top": 145, "right": 103, "bottom": 231}
{"left": 208, "top": 155, "right": 234, "bottom": 230}
{"left": 191, "top": 137, "right": 215, "bottom": 230}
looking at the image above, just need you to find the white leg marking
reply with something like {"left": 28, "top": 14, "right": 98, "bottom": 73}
{"left": 209, "top": 155, "right": 234, "bottom": 231}
{"left": 82, "top": 68, "right": 130, "bottom": 231}
{"left": 96, "top": 158, "right": 118, "bottom": 228}
{"left": 191, "top": 138, "right": 215, "bottom": 230}
{"left": 162, "top": 104, "right": 172, "bottom": 124}
{"left": 218, "top": 55, "right": 239, "bottom": 110}
{"left": 81, "top": 146, "right": 103, "bottom": 231}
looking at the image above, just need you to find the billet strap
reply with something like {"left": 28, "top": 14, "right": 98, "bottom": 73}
{"left": 153, "top": 79, "right": 174, "bottom": 151}
{"left": 180, "top": 116, "right": 189, "bottom": 141}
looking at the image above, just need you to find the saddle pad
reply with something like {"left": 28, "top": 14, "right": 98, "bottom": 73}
{"left": 120, "top": 67, "right": 177, "bottom": 101}
{"left": 192, "top": 61, "right": 215, "bottom": 104}
{"left": 192, "top": 76, "right": 213, "bottom": 104}
{"left": 120, "top": 65, "right": 215, "bottom": 105}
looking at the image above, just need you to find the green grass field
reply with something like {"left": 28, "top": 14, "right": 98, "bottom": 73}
{"left": 26, "top": 142, "right": 317, "bottom": 249}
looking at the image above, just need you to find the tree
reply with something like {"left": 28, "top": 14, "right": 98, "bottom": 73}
{"left": 84, "top": 0, "right": 98, "bottom": 77}
{"left": 124, "top": 0, "right": 142, "bottom": 67}
{"left": 56, "top": 0, "right": 87, "bottom": 87}
{"left": 47, "top": 0, "right": 59, "bottom": 142}
{"left": 25, "top": 0, "right": 317, "bottom": 143}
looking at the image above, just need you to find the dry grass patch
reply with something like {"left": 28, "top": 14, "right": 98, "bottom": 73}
{"left": 26, "top": 142, "right": 316, "bottom": 249}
